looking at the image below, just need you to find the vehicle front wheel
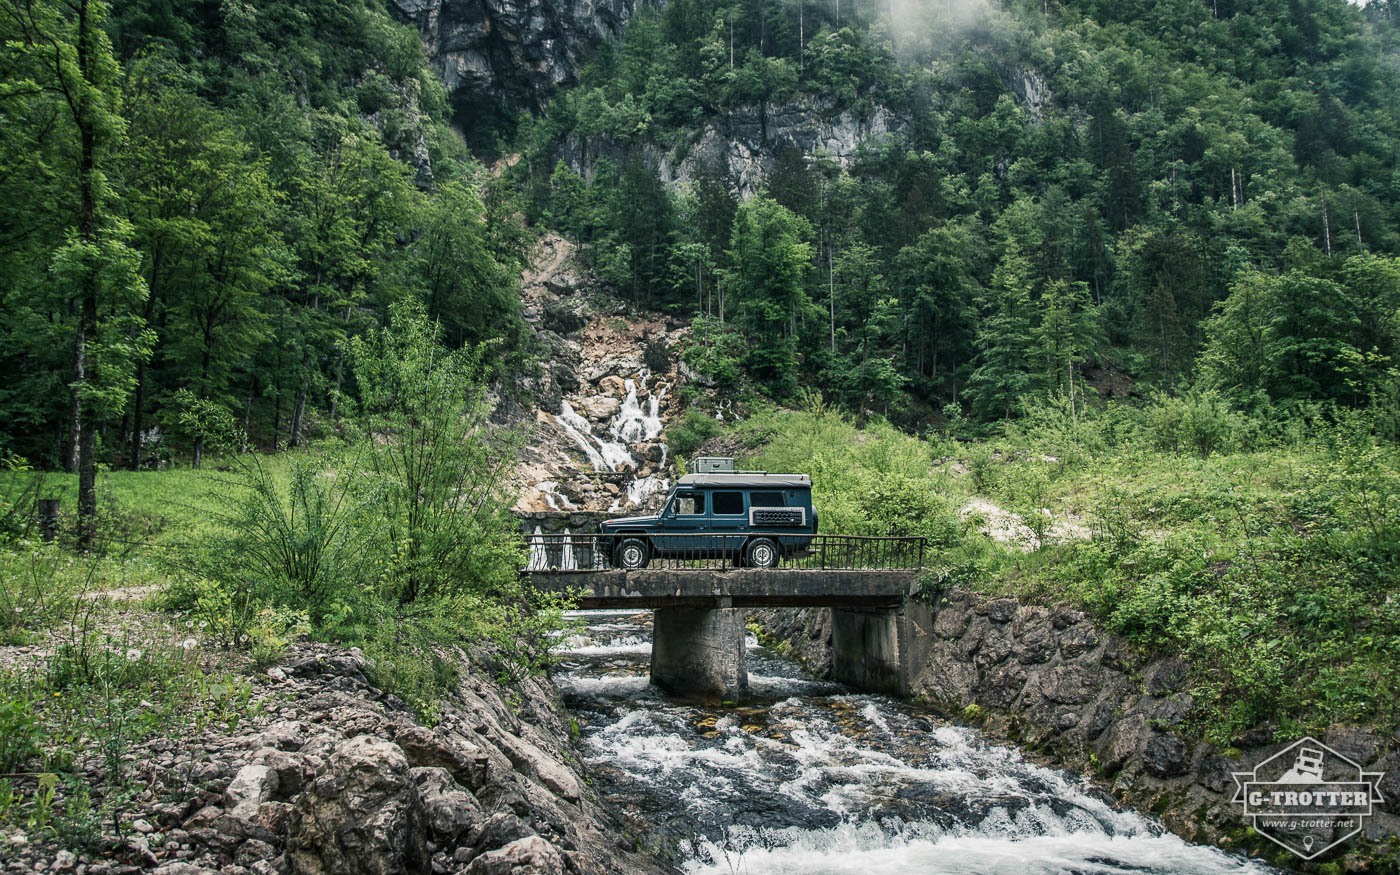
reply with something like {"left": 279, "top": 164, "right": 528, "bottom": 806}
{"left": 745, "top": 537, "right": 780, "bottom": 569}
{"left": 616, "top": 537, "right": 651, "bottom": 570}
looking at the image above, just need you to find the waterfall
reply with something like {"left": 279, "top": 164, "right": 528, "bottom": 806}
{"left": 558, "top": 400, "right": 608, "bottom": 471}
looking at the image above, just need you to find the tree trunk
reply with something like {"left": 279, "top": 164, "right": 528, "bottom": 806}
{"left": 74, "top": 0, "right": 99, "bottom": 552}
{"left": 289, "top": 376, "right": 309, "bottom": 448}
{"left": 130, "top": 244, "right": 162, "bottom": 470}
{"left": 192, "top": 435, "right": 204, "bottom": 470}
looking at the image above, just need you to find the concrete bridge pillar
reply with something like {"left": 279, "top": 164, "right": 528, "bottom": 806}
{"left": 650, "top": 605, "right": 748, "bottom": 700}
{"left": 831, "top": 602, "right": 933, "bottom": 696}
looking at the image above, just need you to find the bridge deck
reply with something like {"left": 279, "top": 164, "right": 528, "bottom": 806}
{"left": 524, "top": 568, "right": 919, "bottom": 609}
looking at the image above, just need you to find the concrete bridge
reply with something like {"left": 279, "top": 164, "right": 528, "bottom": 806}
{"left": 524, "top": 533, "right": 931, "bottom": 700}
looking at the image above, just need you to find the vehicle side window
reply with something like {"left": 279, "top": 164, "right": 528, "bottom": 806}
{"left": 751, "top": 491, "right": 785, "bottom": 507}
{"left": 673, "top": 493, "right": 704, "bottom": 515}
{"left": 712, "top": 491, "right": 744, "bottom": 515}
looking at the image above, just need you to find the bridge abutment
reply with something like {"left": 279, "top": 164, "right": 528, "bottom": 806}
{"left": 830, "top": 603, "right": 933, "bottom": 696}
{"left": 650, "top": 606, "right": 749, "bottom": 700}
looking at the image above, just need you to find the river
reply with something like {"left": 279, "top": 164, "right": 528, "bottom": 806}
{"left": 555, "top": 609, "right": 1274, "bottom": 875}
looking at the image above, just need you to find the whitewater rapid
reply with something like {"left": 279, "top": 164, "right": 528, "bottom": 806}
{"left": 555, "top": 610, "right": 1273, "bottom": 875}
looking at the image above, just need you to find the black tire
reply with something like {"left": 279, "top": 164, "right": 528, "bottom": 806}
{"left": 616, "top": 537, "right": 651, "bottom": 570}
{"left": 745, "top": 537, "right": 780, "bottom": 569}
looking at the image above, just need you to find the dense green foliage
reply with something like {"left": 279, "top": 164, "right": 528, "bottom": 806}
{"left": 733, "top": 400, "right": 1400, "bottom": 743}
{"left": 168, "top": 305, "right": 566, "bottom": 718}
{"left": 520, "top": 0, "right": 1400, "bottom": 424}
{"left": 0, "top": 0, "right": 530, "bottom": 479}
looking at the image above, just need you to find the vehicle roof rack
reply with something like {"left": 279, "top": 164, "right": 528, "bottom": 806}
{"left": 690, "top": 456, "right": 769, "bottom": 475}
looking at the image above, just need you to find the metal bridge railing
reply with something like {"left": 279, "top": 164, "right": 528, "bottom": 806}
{"left": 523, "top": 532, "right": 925, "bottom": 573}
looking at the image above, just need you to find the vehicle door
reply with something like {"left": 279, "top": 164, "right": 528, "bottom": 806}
{"left": 706, "top": 489, "right": 748, "bottom": 559}
{"left": 656, "top": 491, "right": 708, "bottom": 558}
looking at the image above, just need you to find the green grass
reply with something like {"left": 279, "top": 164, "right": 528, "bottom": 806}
{"left": 731, "top": 400, "right": 1400, "bottom": 744}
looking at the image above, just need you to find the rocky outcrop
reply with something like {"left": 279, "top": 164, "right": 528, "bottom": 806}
{"left": 392, "top": 0, "right": 656, "bottom": 113}
{"left": 508, "top": 235, "right": 689, "bottom": 515}
{"left": 756, "top": 592, "right": 1400, "bottom": 871}
{"left": 11, "top": 642, "right": 670, "bottom": 875}
{"left": 557, "top": 99, "right": 904, "bottom": 198}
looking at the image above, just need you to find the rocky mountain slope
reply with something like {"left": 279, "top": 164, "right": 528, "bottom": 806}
{"left": 507, "top": 235, "right": 690, "bottom": 517}
{"left": 391, "top": 0, "right": 656, "bottom": 114}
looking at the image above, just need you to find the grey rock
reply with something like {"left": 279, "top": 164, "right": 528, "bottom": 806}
{"left": 393, "top": 725, "right": 490, "bottom": 791}
{"left": 1324, "top": 725, "right": 1380, "bottom": 766}
{"left": 1143, "top": 733, "right": 1189, "bottom": 777}
{"left": 286, "top": 735, "right": 428, "bottom": 875}
{"left": 1100, "top": 713, "right": 1150, "bottom": 772}
{"left": 932, "top": 608, "right": 969, "bottom": 640}
{"left": 412, "top": 766, "right": 484, "bottom": 841}
{"left": 1149, "top": 693, "right": 1192, "bottom": 728}
{"left": 1049, "top": 606, "right": 1085, "bottom": 630}
{"left": 1145, "top": 658, "right": 1187, "bottom": 696}
{"left": 465, "top": 812, "right": 534, "bottom": 855}
{"left": 396, "top": 0, "right": 650, "bottom": 113}
{"left": 1059, "top": 624, "right": 1099, "bottom": 660}
{"left": 225, "top": 765, "right": 280, "bottom": 821}
{"left": 542, "top": 300, "right": 586, "bottom": 335}
{"left": 255, "top": 722, "right": 307, "bottom": 752}
{"left": 973, "top": 626, "right": 1014, "bottom": 670}
{"left": 1196, "top": 754, "right": 1236, "bottom": 794}
{"left": 980, "top": 663, "right": 1027, "bottom": 708}
{"left": 913, "top": 644, "right": 977, "bottom": 707}
{"left": 1040, "top": 664, "right": 1099, "bottom": 705}
{"left": 1013, "top": 623, "right": 1055, "bottom": 665}
{"left": 235, "top": 840, "right": 277, "bottom": 867}
{"left": 463, "top": 836, "right": 566, "bottom": 875}
{"left": 985, "top": 598, "right": 1019, "bottom": 623}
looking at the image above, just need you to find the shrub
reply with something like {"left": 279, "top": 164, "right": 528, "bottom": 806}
{"left": 349, "top": 302, "right": 524, "bottom": 606}
{"left": 1142, "top": 389, "right": 1248, "bottom": 457}
{"left": 666, "top": 407, "right": 722, "bottom": 461}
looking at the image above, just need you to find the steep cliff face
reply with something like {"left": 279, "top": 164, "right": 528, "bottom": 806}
{"left": 555, "top": 99, "right": 905, "bottom": 197}
{"left": 392, "top": 0, "right": 655, "bottom": 116}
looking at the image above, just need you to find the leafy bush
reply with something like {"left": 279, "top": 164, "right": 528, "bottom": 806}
{"left": 1142, "top": 389, "right": 1249, "bottom": 458}
{"left": 666, "top": 407, "right": 722, "bottom": 461}
{"left": 349, "top": 302, "right": 524, "bottom": 606}
{"left": 170, "top": 304, "right": 562, "bottom": 717}
{"left": 0, "top": 683, "right": 40, "bottom": 772}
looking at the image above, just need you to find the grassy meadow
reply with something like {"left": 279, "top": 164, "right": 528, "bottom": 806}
{"left": 707, "top": 396, "right": 1400, "bottom": 745}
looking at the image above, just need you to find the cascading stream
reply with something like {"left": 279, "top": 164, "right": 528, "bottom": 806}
{"left": 555, "top": 610, "right": 1274, "bottom": 875}
{"left": 553, "top": 369, "right": 670, "bottom": 511}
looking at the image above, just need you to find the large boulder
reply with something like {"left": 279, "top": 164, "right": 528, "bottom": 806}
{"left": 286, "top": 735, "right": 428, "bottom": 875}
{"left": 464, "top": 836, "right": 567, "bottom": 875}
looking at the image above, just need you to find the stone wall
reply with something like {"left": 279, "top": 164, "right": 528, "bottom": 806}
{"left": 756, "top": 591, "right": 1400, "bottom": 871}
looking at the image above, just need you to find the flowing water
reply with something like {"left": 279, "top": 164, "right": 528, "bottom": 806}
{"left": 556, "top": 610, "right": 1274, "bottom": 875}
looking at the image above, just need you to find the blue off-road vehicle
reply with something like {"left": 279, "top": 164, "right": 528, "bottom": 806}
{"left": 599, "top": 459, "right": 818, "bottom": 569}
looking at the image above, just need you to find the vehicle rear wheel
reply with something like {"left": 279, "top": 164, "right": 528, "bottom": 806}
{"left": 616, "top": 537, "right": 651, "bottom": 570}
{"left": 745, "top": 537, "right": 780, "bottom": 569}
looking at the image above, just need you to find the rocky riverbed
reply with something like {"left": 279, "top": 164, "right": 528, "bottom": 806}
{"left": 755, "top": 592, "right": 1400, "bottom": 872}
{"left": 3, "top": 642, "right": 669, "bottom": 875}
